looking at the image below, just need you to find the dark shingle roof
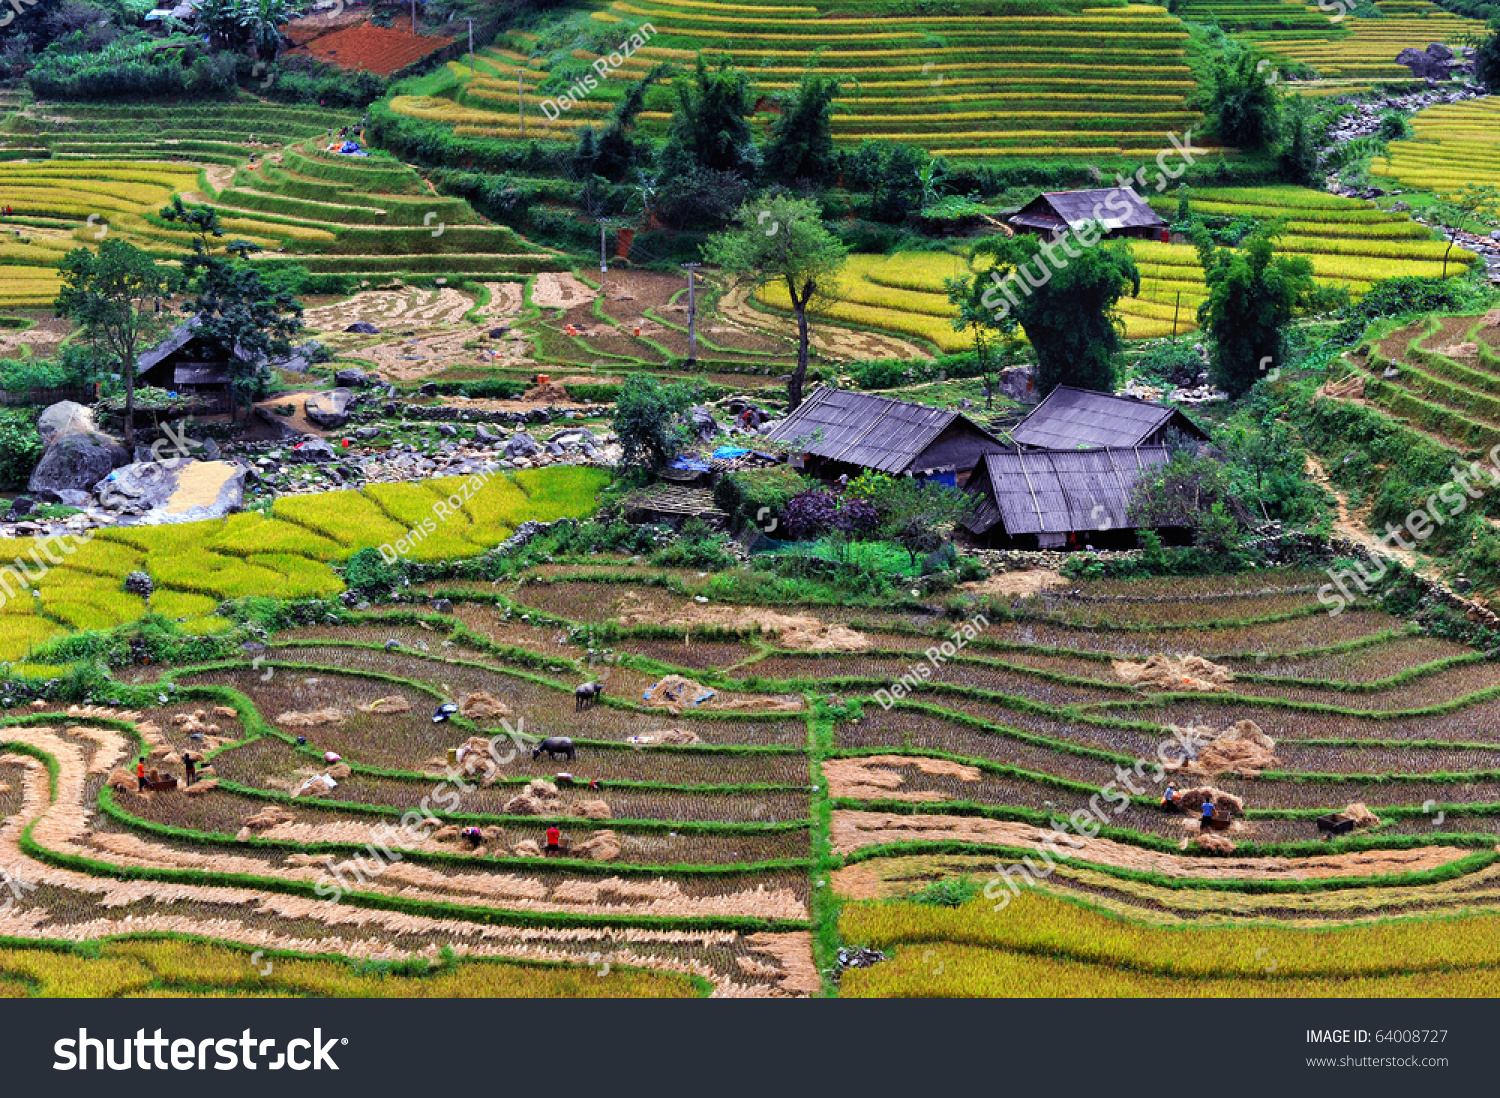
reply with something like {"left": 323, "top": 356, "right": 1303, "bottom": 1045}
{"left": 1009, "top": 386, "right": 1207, "bottom": 450}
{"left": 136, "top": 320, "right": 199, "bottom": 375}
{"left": 965, "top": 446, "right": 1170, "bottom": 536}
{"left": 1012, "top": 187, "right": 1164, "bottom": 233}
{"left": 763, "top": 387, "right": 1001, "bottom": 475}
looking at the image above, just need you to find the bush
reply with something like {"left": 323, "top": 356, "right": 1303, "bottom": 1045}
{"left": 714, "top": 465, "right": 813, "bottom": 531}
{"left": 1131, "top": 342, "right": 1205, "bottom": 388}
{"left": 343, "top": 547, "right": 400, "bottom": 595}
{"left": 781, "top": 489, "right": 839, "bottom": 540}
{"left": 0, "top": 409, "right": 41, "bottom": 491}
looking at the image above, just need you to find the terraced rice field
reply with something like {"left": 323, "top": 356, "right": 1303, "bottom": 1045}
{"left": 1348, "top": 310, "right": 1500, "bottom": 456}
{"left": 5, "top": 519, "right": 1500, "bottom": 997}
{"left": 0, "top": 98, "right": 561, "bottom": 310}
{"left": 1374, "top": 98, "right": 1500, "bottom": 196}
{"left": 752, "top": 187, "right": 1470, "bottom": 346}
{"left": 1238, "top": 0, "right": 1481, "bottom": 94}
{"left": 393, "top": 0, "right": 1213, "bottom": 162}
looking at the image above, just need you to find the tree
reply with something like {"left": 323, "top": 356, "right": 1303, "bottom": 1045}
{"left": 702, "top": 194, "right": 848, "bottom": 412}
{"left": 946, "top": 271, "right": 1022, "bottom": 410}
{"left": 612, "top": 374, "right": 696, "bottom": 471}
{"left": 1205, "top": 42, "right": 1280, "bottom": 151}
{"left": 968, "top": 231, "right": 1140, "bottom": 396}
{"left": 1128, "top": 451, "right": 1251, "bottom": 555}
{"left": 870, "top": 477, "right": 975, "bottom": 568}
{"left": 54, "top": 240, "right": 171, "bottom": 450}
{"left": 846, "top": 142, "right": 926, "bottom": 224}
{"left": 194, "top": 0, "right": 248, "bottom": 49}
{"left": 660, "top": 55, "right": 759, "bottom": 180}
{"left": 246, "top": 0, "right": 289, "bottom": 59}
{"left": 1476, "top": 13, "right": 1500, "bottom": 89}
{"left": 1431, "top": 183, "right": 1500, "bottom": 280}
{"left": 1192, "top": 224, "right": 1315, "bottom": 398}
{"left": 581, "top": 65, "right": 665, "bottom": 183}
{"left": 1276, "top": 93, "right": 1326, "bottom": 186}
{"left": 160, "top": 196, "right": 303, "bottom": 419}
{"left": 762, "top": 74, "right": 839, "bottom": 189}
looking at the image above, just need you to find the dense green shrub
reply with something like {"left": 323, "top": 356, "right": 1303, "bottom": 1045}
{"left": 0, "top": 409, "right": 42, "bottom": 491}
{"left": 714, "top": 465, "right": 815, "bottom": 531}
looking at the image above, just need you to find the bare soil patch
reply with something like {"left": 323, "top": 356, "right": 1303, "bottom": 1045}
{"left": 616, "top": 591, "right": 869, "bottom": 651}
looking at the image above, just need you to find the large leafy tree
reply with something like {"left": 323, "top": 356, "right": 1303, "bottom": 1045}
{"left": 1430, "top": 183, "right": 1500, "bottom": 280}
{"left": 246, "top": 0, "right": 289, "bottom": 59}
{"left": 1193, "top": 224, "right": 1315, "bottom": 398}
{"left": 161, "top": 196, "right": 303, "bottom": 419}
{"left": 1205, "top": 42, "right": 1280, "bottom": 151}
{"left": 762, "top": 75, "right": 839, "bottom": 189}
{"left": 55, "top": 240, "right": 172, "bottom": 450}
{"left": 969, "top": 231, "right": 1139, "bottom": 396}
{"left": 578, "top": 65, "right": 666, "bottom": 184}
{"left": 1477, "top": 13, "right": 1500, "bottom": 90}
{"left": 612, "top": 375, "right": 696, "bottom": 472}
{"left": 661, "top": 55, "right": 759, "bottom": 180}
{"left": 867, "top": 477, "right": 975, "bottom": 568}
{"left": 946, "top": 272, "right": 1023, "bottom": 411}
{"left": 703, "top": 194, "right": 848, "bottom": 411}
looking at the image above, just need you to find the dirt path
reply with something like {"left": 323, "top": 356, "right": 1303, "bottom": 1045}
{"left": 1303, "top": 453, "right": 1436, "bottom": 580}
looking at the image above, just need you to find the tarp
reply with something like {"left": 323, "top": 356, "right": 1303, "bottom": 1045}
{"left": 669, "top": 457, "right": 712, "bottom": 473}
{"left": 712, "top": 446, "right": 750, "bottom": 459}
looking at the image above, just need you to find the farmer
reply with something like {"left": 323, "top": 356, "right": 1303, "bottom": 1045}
{"left": 545, "top": 825, "right": 561, "bottom": 853}
{"left": 1161, "top": 783, "right": 1177, "bottom": 811}
{"left": 183, "top": 753, "right": 197, "bottom": 787}
{"left": 461, "top": 826, "right": 483, "bottom": 847}
{"left": 1200, "top": 797, "right": 1215, "bottom": 830}
{"left": 136, "top": 757, "right": 147, "bottom": 792}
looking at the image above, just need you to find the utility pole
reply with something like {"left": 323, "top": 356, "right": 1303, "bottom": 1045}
{"left": 682, "top": 262, "right": 700, "bottom": 365}
{"left": 1170, "top": 289, "right": 1180, "bottom": 343}
{"left": 518, "top": 71, "right": 524, "bottom": 137}
{"left": 467, "top": 19, "right": 473, "bottom": 79}
{"left": 410, "top": 0, "right": 416, "bottom": 34}
{"left": 598, "top": 219, "right": 610, "bottom": 296}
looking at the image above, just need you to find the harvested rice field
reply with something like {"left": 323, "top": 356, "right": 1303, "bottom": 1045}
{"left": 7, "top": 548, "right": 1500, "bottom": 1001}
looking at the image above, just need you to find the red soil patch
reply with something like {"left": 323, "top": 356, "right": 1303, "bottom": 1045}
{"left": 291, "top": 22, "right": 453, "bottom": 76}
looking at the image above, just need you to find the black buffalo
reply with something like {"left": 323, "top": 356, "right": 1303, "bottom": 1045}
{"left": 532, "top": 736, "right": 576, "bottom": 761}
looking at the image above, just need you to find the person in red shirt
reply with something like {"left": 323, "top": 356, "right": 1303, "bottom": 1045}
{"left": 545, "top": 826, "right": 561, "bottom": 852}
{"left": 136, "top": 758, "right": 147, "bottom": 791}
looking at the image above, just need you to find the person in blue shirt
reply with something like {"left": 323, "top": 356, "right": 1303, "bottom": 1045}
{"left": 1201, "top": 798, "right": 1215, "bottom": 830}
{"left": 1161, "top": 784, "right": 1178, "bottom": 811}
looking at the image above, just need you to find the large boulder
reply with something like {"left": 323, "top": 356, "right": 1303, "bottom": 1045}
{"left": 290, "top": 438, "right": 337, "bottom": 463}
{"left": 685, "top": 405, "right": 718, "bottom": 440}
{"left": 305, "top": 388, "right": 353, "bottom": 429}
{"left": 95, "top": 458, "right": 246, "bottom": 524}
{"left": 1426, "top": 41, "right": 1454, "bottom": 60}
{"left": 505, "top": 432, "right": 540, "bottom": 459}
{"left": 334, "top": 368, "right": 369, "bottom": 388}
{"left": 1396, "top": 46, "right": 1448, "bottom": 79}
{"left": 995, "top": 364, "right": 1038, "bottom": 404}
{"left": 28, "top": 418, "right": 130, "bottom": 499}
{"left": 344, "top": 321, "right": 379, "bottom": 334}
{"left": 36, "top": 401, "right": 97, "bottom": 446}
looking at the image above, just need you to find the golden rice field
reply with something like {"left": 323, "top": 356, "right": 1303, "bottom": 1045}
{"left": 752, "top": 186, "right": 1469, "bottom": 349}
{"left": 394, "top": 0, "right": 1216, "bottom": 162}
{"left": 1374, "top": 98, "right": 1500, "bottom": 197}
{"left": 0, "top": 466, "right": 609, "bottom": 666}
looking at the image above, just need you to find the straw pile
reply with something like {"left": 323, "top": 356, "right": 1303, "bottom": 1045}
{"left": 572, "top": 799, "right": 611, "bottom": 819}
{"left": 460, "top": 692, "right": 512, "bottom": 720}
{"left": 573, "top": 830, "right": 621, "bottom": 861}
{"left": 642, "top": 674, "right": 800, "bottom": 714}
{"left": 275, "top": 708, "right": 347, "bottom": 728}
{"left": 1172, "top": 786, "right": 1245, "bottom": 815}
{"left": 1191, "top": 831, "right": 1236, "bottom": 854}
{"left": 504, "top": 779, "right": 561, "bottom": 816}
{"left": 1165, "top": 720, "right": 1278, "bottom": 778}
{"left": 1341, "top": 802, "right": 1380, "bottom": 829}
{"left": 627, "top": 728, "right": 704, "bottom": 746}
{"left": 357, "top": 696, "right": 411, "bottom": 714}
{"left": 1113, "top": 654, "right": 1234, "bottom": 693}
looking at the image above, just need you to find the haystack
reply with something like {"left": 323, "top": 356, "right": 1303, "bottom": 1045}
{"left": 460, "top": 691, "right": 511, "bottom": 720}
{"left": 449, "top": 736, "right": 502, "bottom": 784}
{"left": 573, "top": 830, "right": 621, "bottom": 861}
{"left": 1113, "top": 654, "right": 1234, "bottom": 693}
{"left": 572, "top": 799, "right": 611, "bottom": 820}
{"left": 512, "top": 839, "right": 541, "bottom": 857}
{"left": 641, "top": 674, "right": 801, "bottom": 714}
{"left": 1165, "top": 720, "right": 1278, "bottom": 778}
{"left": 183, "top": 778, "right": 218, "bottom": 796}
{"left": 293, "top": 774, "right": 337, "bottom": 797}
{"left": 503, "top": 778, "right": 561, "bottom": 815}
{"left": 358, "top": 695, "right": 411, "bottom": 714}
{"left": 243, "top": 806, "right": 294, "bottom": 832}
{"left": 1321, "top": 374, "right": 1366, "bottom": 400}
{"left": 106, "top": 767, "right": 137, "bottom": 794}
{"left": 1342, "top": 802, "right": 1380, "bottom": 829}
{"left": 1192, "top": 831, "right": 1236, "bottom": 854}
{"left": 626, "top": 728, "right": 704, "bottom": 746}
{"left": 525, "top": 379, "right": 570, "bottom": 404}
{"left": 211, "top": 706, "right": 237, "bottom": 718}
{"left": 1172, "top": 786, "right": 1244, "bottom": 816}
{"left": 275, "top": 708, "right": 347, "bottom": 728}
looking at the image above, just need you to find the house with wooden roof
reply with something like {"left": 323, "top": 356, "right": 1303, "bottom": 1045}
{"left": 136, "top": 320, "right": 235, "bottom": 413}
{"left": 763, "top": 386, "right": 1003, "bottom": 487}
{"left": 1009, "top": 386, "right": 1208, "bottom": 451}
{"left": 963, "top": 446, "right": 1173, "bottom": 549}
{"left": 1008, "top": 186, "right": 1166, "bottom": 242}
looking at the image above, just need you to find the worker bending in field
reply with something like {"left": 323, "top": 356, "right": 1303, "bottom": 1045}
{"left": 1200, "top": 798, "right": 1215, "bottom": 830}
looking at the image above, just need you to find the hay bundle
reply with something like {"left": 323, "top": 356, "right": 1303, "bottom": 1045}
{"left": 451, "top": 736, "right": 501, "bottom": 784}
{"left": 1165, "top": 720, "right": 1278, "bottom": 778}
{"left": 1321, "top": 374, "right": 1366, "bottom": 400}
{"left": 1342, "top": 802, "right": 1380, "bottom": 829}
{"left": 357, "top": 695, "right": 411, "bottom": 715}
{"left": 211, "top": 706, "right": 237, "bottom": 718}
{"left": 431, "top": 826, "right": 461, "bottom": 842}
{"left": 244, "top": 806, "right": 294, "bottom": 832}
{"left": 106, "top": 767, "right": 137, "bottom": 794}
{"left": 573, "top": 830, "right": 621, "bottom": 861}
{"left": 1172, "top": 786, "right": 1245, "bottom": 816}
{"left": 512, "top": 839, "right": 541, "bottom": 857}
{"left": 275, "top": 708, "right": 347, "bottom": 728}
{"left": 503, "top": 779, "right": 561, "bottom": 816}
{"left": 627, "top": 728, "right": 704, "bottom": 746}
{"left": 293, "top": 774, "right": 337, "bottom": 797}
{"left": 460, "top": 691, "right": 511, "bottom": 720}
{"left": 1112, "top": 653, "right": 1234, "bottom": 693}
{"left": 327, "top": 763, "right": 352, "bottom": 780}
{"left": 572, "top": 799, "right": 611, "bottom": 820}
{"left": 183, "top": 778, "right": 219, "bottom": 796}
{"left": 642, "top": 674, "right": 718, "bottom": 714}
{"left": 1192, "top": 831, "right": 1236, "bottom": 854}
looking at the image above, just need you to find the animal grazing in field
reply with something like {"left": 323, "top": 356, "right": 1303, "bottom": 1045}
{"left": 575, "top": 682, "right": 605, "bottom": 710}
{"left": 532, "top": 736, "right": 576, "bottom": 761}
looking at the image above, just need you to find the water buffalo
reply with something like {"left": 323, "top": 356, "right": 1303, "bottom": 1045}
{"left": 575, "top": 681, "right": 605, "bottom": 711}
{"left": 532, "top": 736, "right": 576, "bottom": 761}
